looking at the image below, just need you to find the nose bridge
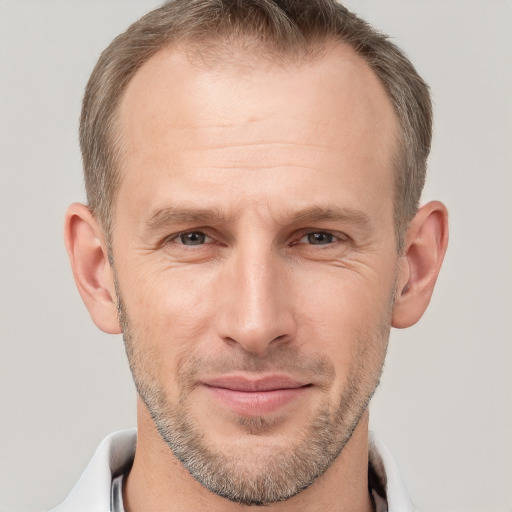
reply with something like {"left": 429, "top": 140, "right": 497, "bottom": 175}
{"left": 218, "top": 238, "right": 295, "bottom": 354}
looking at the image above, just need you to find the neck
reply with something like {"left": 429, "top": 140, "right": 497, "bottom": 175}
{"left": 124, "top": 399, "right": 373, "bottom": 512}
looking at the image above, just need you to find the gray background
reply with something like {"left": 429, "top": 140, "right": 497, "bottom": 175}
{"left": 1, "top": 1, "right": 511, "bottom": 511}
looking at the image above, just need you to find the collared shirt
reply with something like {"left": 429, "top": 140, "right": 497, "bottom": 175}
{"left": 48, "top": 429, "right": 415, "bottom": 512}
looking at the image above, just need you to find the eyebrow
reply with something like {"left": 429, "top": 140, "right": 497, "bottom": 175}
{"left": 146, "top": 204, "right": 372, "bottom": 231}
{"left": 287, "top": 206, "right": 372, "bottom": 229}
{"left": 146, "top": 206, "right": 233, "bottom": 230}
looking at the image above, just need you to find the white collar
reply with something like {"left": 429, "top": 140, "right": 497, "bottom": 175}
{"left": 48, "top": 429, "right": 414, "bottom": 512}
{"left": 368, "top": 433, "right": 415, "bottom": 512}
{"left": 48, "top": 430, "right": 136, "bottom": 512}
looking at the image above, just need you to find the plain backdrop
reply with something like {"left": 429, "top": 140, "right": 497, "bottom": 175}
{"left": 0, "top": 1, "right": 511, "bottom": 511}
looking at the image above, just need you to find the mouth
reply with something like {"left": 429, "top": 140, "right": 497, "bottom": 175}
{"left": 201, "top": 375, "right": 312, "bottom": 416}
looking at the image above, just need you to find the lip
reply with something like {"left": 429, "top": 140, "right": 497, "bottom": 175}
{"left": 202, "top": 375, "right": 311, "bottom": 416}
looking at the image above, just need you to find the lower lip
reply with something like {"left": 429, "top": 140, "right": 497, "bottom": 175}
{"left": 205, "top": 386, "right": 309, "bottom": 416}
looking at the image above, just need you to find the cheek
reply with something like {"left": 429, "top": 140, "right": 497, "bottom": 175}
{"left": 293, "top": 267, "right": 393, "bottom": 373}
{"left": 117, "top": 261, "right": 219, "bottom": 368}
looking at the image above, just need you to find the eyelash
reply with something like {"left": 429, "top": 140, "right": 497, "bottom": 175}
{"left": 170, "top": 231, "right": 215, "bottom": 246}
{"left": 166, "top": 229, "right": 348, "bottom": 248}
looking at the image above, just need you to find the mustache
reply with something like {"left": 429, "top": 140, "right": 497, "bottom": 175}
{"left": 177, "top": 345, "right": 336, "bottom": 387}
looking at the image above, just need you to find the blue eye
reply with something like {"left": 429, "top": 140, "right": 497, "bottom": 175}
{"left": 176, "top": 232, "right": 209, "bottom": 245}
{"left": 302, "top": 232, "right": 336, "bottom": 245}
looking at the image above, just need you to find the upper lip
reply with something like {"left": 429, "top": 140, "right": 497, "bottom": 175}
{"left": 202, "top": 375, "right": 310, "bottom": 392}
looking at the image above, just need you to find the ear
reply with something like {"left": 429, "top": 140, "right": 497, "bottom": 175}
{"left": 64, "top": 203, "right": 121, "bottom": 334}
{"left": 392, "top": 201, "right": 449, "bottom": 329}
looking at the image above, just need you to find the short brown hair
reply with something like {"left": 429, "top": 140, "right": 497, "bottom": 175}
{"left": 80, "top": 0, "right": 432, "bottom": 248}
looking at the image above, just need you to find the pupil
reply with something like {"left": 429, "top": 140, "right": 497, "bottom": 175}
{"left": 181, "top": 232, "right": 205, "bottom": 245}
{"left": 308, "top": 232, "right": 332, "bottom": 245}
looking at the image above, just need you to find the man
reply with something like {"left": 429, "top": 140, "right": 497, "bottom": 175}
{"left": 54, "top": 0, "right": 448, "bottom": 510}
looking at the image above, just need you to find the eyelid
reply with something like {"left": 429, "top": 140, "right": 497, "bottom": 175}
{"left": 161, "top": 228, "right": 349, "bottom": 248}
{"left": 167, "top": 229, "right": 214, "bottom": 245}
{"left": 293, "top": 229, "right": 348, "bottom": 245}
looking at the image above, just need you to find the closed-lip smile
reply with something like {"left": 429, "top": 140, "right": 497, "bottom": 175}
{"left": 201, "top": 375, "right": 312, "bottom": 415}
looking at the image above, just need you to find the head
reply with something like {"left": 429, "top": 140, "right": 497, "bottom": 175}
{"left": 65, "top": 0, "right": 448, "bottom": 507}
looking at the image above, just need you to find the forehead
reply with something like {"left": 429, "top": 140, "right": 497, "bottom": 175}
{"left": 120, "top": 42, "right": 397, "bottom": 145}
{"left": 116, "top": 42, "right": 398, "bottom": 224}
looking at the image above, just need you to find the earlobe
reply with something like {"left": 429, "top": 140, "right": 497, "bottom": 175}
{"left": 392, "top": 201, "right": 449, "bottom": 329}
{"left": 64, "top": 203, "right": 121, "bottom": 334}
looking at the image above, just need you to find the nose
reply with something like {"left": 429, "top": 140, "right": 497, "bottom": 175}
{"left": 214, "top": 244, "right": 297, "bottom": 355}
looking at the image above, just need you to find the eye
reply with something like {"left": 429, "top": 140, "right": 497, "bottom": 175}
{"left": 299, "top": 232, "right": 337, "bottom": 245}
{"left": 172, "top": 231, "right": 212, "bottom": 246}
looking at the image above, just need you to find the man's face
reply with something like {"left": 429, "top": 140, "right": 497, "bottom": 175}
{"left": 112, "top": 44, "right": 400, "bottom": 505}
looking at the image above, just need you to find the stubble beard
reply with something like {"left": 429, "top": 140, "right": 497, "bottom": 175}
{"left": 116, "top": 290, "right": 392, "bottom": 506}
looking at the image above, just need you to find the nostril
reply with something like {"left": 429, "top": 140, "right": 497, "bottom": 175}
{"left": 222, "top": 337, "right": 240, "bottom": 347}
